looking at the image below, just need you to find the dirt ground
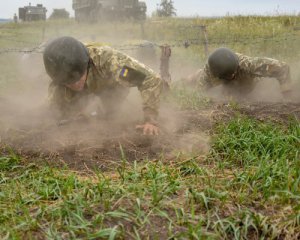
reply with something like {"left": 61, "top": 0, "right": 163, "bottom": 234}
{"left": 0, "top": 102, "right": 299, "bottom": 172}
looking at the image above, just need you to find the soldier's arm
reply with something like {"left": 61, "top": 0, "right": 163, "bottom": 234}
{"left": 185, "top": 69, "right": 202, "bottom": 85}
{"left": 247, "top": 56, "right": 292, "bottom": 92}
{"left": 184, "top": 65, "right": 214, "bottom": 90}
{"left": 48, "top": 82, "right": 84, "bottom": 120}
{"left": 198, "top": 65, "right": 215, "bottom": 90}
{"left": 137, "top": 73, "right": 162, "bottom": 124}
{"left": 106, "top": 49, "right": 163, "bottom": 125}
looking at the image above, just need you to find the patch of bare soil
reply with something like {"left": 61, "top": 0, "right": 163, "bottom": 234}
{"left": 0, "top": 102, "right": 299, "bottom": 172}
{"left": 238, "top": 102, "right": 300, "bottom": 123}
{"left": 0, "top": 115, "right": 210, "bottom": 172}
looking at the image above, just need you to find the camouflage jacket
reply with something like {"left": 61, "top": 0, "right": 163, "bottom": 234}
{"left": 186, "top": 53, "right": 291, "bottom": 95}
{"left": 48, "top": 45, "right": 162, "bottom": 123}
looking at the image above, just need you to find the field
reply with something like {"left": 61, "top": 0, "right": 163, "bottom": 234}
{"left": 0, "top": 16, "right": 300, "bottom": 239}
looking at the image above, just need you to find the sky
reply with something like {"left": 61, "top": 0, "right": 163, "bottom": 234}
{"left": 0, "top": 0, "right": 299, "bottom": 19}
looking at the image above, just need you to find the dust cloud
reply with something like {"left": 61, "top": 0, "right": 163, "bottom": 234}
{"left": 0, "top": 43, "right": 211, "bottom": 170}
{"left": 203, "top": 78, "right": 285, "bottom": 103}
{"left": 0, "top": 27, "right": 299, "bottom": 170}
{"left": 180, "top": 72, "right": 300, "bottom": 104}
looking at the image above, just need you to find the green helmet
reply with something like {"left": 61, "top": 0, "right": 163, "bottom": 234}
{"left": 208, "top": 48, "right": 238, "bottom": 81}
{"left": 43, "top": 36, "right": 89, "bottom": 85}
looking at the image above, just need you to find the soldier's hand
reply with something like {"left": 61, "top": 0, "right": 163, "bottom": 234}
{"left": 136, "top": 122, "right": 159, "bottom": 136}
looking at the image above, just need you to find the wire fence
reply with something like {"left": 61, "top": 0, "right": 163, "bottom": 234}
{"left": 1, "top": 23, "right": 299, "bottom": 85}
{"left": 0, "top": 31, "right": 299, "bottom": 55}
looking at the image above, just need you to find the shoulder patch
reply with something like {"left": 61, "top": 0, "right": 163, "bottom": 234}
{"left": 119, "top": 66, "right": 147, "bottom": 85}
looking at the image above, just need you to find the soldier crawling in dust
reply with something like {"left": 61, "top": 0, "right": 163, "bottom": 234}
{"left": 185, "top": 47, "right": 292, "bottom": 99}
{"left": 43, "top": 36, "right": 162, "bottom": 135}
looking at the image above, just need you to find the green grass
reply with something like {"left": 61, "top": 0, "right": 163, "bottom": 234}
{"left": 168, "top": 83, "right": 211, "bottom": 110}
{"left": 210, "top": 118, "right": 300, "bottom": 203}
{"left": 1, "top": 117, "right": 299, "bottom": 239}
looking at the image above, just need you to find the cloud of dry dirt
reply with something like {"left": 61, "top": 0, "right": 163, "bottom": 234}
{"left": 0, "top": 42, "right": 211, "bottom": 163}
{"left": 8, "top": 29, "right": 300, "bottom": 162}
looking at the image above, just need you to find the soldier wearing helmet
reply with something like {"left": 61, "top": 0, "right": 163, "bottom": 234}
{"left": 43, "top": 36, "right": 162, "bottom": 135}
{"left": 186, "top": 47, "right": 292, "bottom": 98}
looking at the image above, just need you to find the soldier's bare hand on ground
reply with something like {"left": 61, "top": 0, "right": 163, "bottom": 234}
{"left": 136, "top": 123, "right": 159, "bottom": 136}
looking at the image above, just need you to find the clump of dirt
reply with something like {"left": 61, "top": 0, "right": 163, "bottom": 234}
{"left": 0, "top": 102, "right": 299, "bottom": 172}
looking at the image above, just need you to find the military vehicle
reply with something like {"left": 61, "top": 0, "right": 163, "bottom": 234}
{"left": 19, "top": 4, "right": 47, "bottom": 21}
{"left": 72, "top": 0, "right": 147, "bottom": 23}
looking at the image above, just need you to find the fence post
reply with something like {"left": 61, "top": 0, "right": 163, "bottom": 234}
{"left": 42, "top": 26, "right": 46, "bottom": 41}
{"left": 55, "top": 26, "right": 59, "bottom": 37}
{"left": 160, "top": 44, "right": 172, "bottom": 90}
{"left": 200, "top": 25, "right": 209, "bottom": 57}
{"left": 140, "top": 21, "right": 145, "bottom": 39}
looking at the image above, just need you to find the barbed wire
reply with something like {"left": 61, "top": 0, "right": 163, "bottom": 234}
{"left": 0, "top": 47, "right": 42, "bottom": 54}
{"left": 115, "top": 33, "right": 300, "bottom": 51}
{"left": 0, "top": 36, "right": 43, "bottom": 46}
{"left": 0, "top": 32, "right": 299, "bottom": 55}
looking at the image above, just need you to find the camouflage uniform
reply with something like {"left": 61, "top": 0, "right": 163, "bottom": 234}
{"left": 186, "top": 53, "right": 291, "bottom": 95}
{"left": 48, "top": 45, "right": 162, "bottom": 123}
